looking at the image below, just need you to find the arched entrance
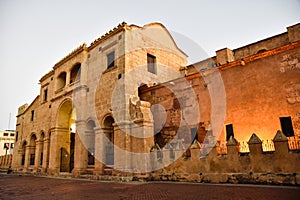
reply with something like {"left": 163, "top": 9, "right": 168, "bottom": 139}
{"left": 87, "top": 120, "right": 96, "bottom": 166}
{"left": 103, "top": 116, "right": 114, "bottom": 166}
{"left": 29, "top": 134, "right": 37, "bottom": 166}
{"left": 55, "top": 100, "right": 76, "bottom": 173}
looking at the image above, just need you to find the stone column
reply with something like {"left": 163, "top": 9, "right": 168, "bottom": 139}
{"left": 42, "top": 137, "right": 50, "bottom": 173}
{"left": 48, "top": 127, "right": 69, "bottom": 175}
{"left": 94, "top": 127, "right": 105, "bottom": 175}
{"left": 23, "top": 145, "right": 30, "bottom": 172}
{"left": 72, "top": 120, "right": 88, "bottom": 177}
{"left": 34, "top": 140, "right": 43, "bottom": 172}
{"left": 66, "top": 71, "right": 71, "bottom": 87}
{"left": 15, "top": 149, "right": 23, "bottom": 170}
{"left": 113, "top": 121, "right": 131, "bottom": 174}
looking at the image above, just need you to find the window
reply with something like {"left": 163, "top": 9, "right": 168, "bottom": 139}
{"left": 31, "top": 110, "right": 35, "bottom": 121}
{"left": 21, "top": 154, "right": 25, "bottom": 165}
{"left": 16, "top": 132, "right": 18, "bottom": 141}
{"left": 88, "top": 148, "right": 95, "bottom": 165}
{"left": 70, "top": 63, "right": 81, "bottom": 83}
{"left": 30, "top": 154, "right": 35, "bottom": 165}
{"left": 43, "top": 89, "right": 48, "bottom": 102}
{"left": 107, "top": 51, "right": 115, "bottom": 69}
{"left": 40, "top": 153, "right": 43, "bottom": 166}
{"left": 10, "top": 133, "right": 15, "bottom": 137}
{"left": 10, "top": 143, "right": 14, "bottom": 149}
{"left": 147, "top": 54, "right": 157, "bottom": 74}
{"left": 225, "top": 124, "right": 234, "bottom": 141}
{"left": 57, "top": 72, "right": 67, "bottom": 90}
{"left": 280, "top": 117, "right": 295, "bottom": 137}
{"left": 3, "top": 133, "right": 8, "bottom": 136}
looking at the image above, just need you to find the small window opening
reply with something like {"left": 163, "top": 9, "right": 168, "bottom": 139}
{"left": 107, "top": 51, "right": 115, "bottom": 69}
{"left": 31, "top": 110, "right": 35, "bottom": 121}
{"left": 70, "top": 63, "right": 81, "bottom": 84}
{"left": 43, "top": 89, "right": 48, "bottom": 102}
{"left": 225, "top": 124, "right": 234, "bottom": 141}
{"left": 147, "top": 54, "right": 157, "bottom": 74}
{"left": 280, "top": 117, "right": 295, "bottom": 137}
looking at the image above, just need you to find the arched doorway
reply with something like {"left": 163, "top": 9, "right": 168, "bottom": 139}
{"left": 56, "top": 100, "right": 76, "bottom": 173}
{"left": 103, "top": 116, "right": 114, "bottom": 166}
{"left": 87, "top": 120, "right": 96, "bottom": 166}
{"left": 29, "top": 134, "right": 37, "bottom": 166}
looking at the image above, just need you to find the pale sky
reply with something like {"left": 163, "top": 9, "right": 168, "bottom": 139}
{"left": 0, "top": 0, "right": 299, "bottom": 130}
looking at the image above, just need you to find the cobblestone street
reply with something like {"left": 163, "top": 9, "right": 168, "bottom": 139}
{"left": 0, "top": 174, "right": 299, "bottom": 200}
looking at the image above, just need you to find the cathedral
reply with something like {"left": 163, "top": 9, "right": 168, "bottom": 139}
{"left": 11, "top": 22, "right": 300, "bottom": 183}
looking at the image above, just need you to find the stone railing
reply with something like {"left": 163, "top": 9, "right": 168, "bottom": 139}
{"left": 217, "top": 135, "right": 298, "bottom": 154}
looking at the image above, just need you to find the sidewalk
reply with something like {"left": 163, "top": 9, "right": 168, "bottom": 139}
{"left": 0, "top": 173, "right": 299, "bottom": 200}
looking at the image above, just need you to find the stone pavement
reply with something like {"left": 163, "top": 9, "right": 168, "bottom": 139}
{"left": 0, "top": 174, "right": 299, "bottom": 200}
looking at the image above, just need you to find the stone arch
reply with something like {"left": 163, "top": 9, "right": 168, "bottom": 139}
{"left": 54, "top": 99, "right": 76, "bottom": 173}
{"left": 102, "top": 115, "right": 115, "bottom": 166}
{"left": 70, "top": 63, "right": 81, "bottom": 84}
{"left": 257, "top": 49, "right": 267, "bottom": 54}
{"left": 40, "top": 130, "right": 45, "bottom": 141}
{"left": 29, "top": 134, "right": 37, "bottom": 166}
{"left": 56, "top": 99, "right": 74, "bottom": 128}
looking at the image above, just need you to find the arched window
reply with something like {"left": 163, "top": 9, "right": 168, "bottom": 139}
{"left": 257, "top": 49, "right": 267, "bottom": 54}
{"left": 103, "top": 116, "right": 114, "bottom": 166}
{"left": 29, "top": 134, "right": 37, "bottom": 166}
{"left": 70, "top": 63, "right": 81, "bottom": 84}
{"left": 57, "top": 72, "right": 67, "bottom": 90}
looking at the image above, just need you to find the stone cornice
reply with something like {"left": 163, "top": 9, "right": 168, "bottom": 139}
{"left": 53, "top": 43, "right": 87, "bottom": 70}
{"left": 39, "top": 70, "right": 54, "bottom": 83}
{"left": 219, "top": 41, "right": 300, "bottom": 71}
{"left": 87, "top": 22, "right": 127, "bottom": 51}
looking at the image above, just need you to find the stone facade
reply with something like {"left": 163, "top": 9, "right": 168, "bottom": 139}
{"left": 11, "top": 22, "right": 300, "bottom": 184}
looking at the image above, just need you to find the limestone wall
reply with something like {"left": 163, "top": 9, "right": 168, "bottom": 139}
{"left": 149, "top": 131, "right": 300, "bottom": 185}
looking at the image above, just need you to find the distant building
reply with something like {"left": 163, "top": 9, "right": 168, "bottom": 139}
{"left": 0, "top": 130, "right": 16, "bottom": 156}
{"left": 11, "top": 22, "right": 300, "bottom": 184}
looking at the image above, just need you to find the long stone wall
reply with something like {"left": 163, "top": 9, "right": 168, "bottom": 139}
{"left": 148, "top": 131, "right": 300, "bottom": 185}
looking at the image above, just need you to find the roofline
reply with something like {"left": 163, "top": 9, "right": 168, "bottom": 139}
{"left": 87, "top": 22, "right": 127, "bottom": 51}
{"left": 39, "top": 70, "right": 54, "bottom": 83}
{"left": 16, "top": 95, "right": 40, "bottom": 117}
{"left": 53, "top": 43, "right": 87, "bottom": 70}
